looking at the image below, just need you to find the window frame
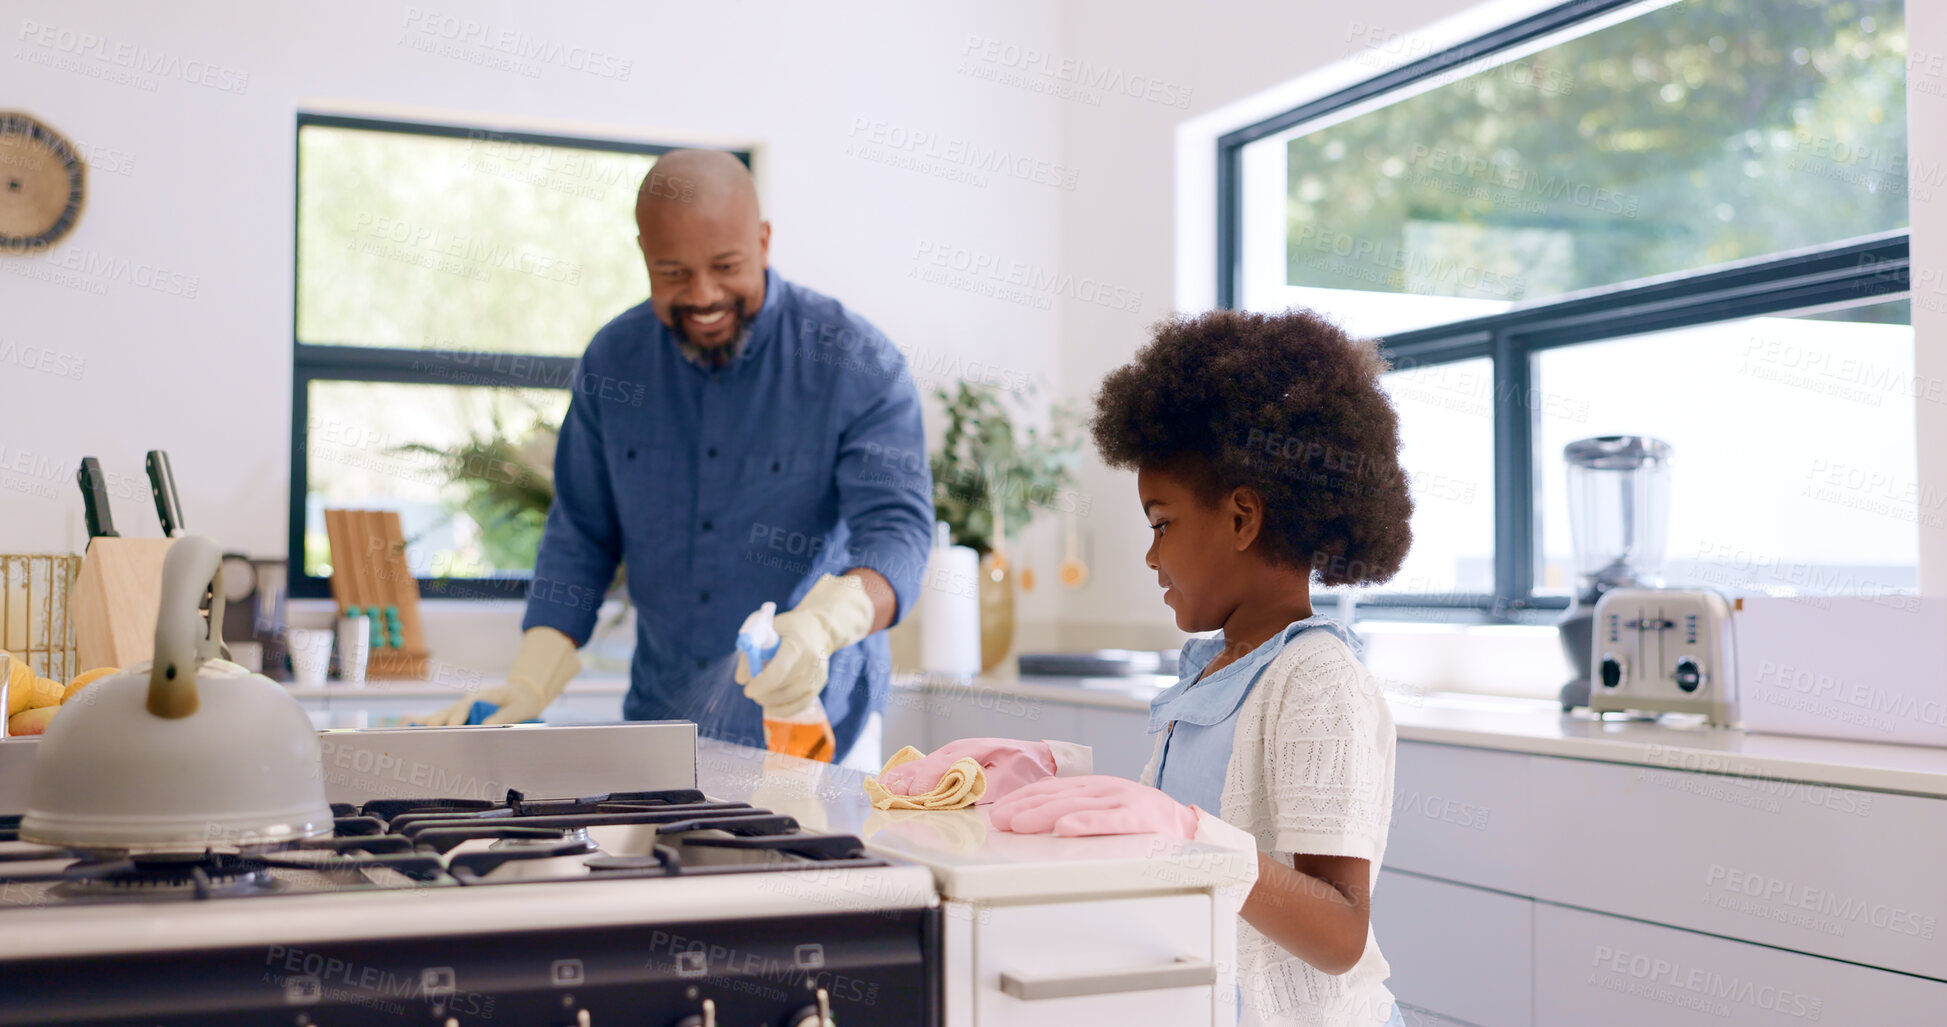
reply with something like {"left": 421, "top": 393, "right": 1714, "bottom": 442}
{"left": 1215, "top": 0, "right": 1914, "bottom": 620}
{"left": 288, "top": 113, "right": 747, "bottom": 600}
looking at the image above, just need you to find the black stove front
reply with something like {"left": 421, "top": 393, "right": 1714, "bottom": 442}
{"left": 1, "top": 908, "right": 940, "bottom": 1027}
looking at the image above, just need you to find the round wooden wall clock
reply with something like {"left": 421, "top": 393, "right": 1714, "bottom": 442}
{"left": 0, "top": 112, "right": 86, "bottom": 252}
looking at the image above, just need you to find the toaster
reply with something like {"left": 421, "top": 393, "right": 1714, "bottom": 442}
{"left": 1588, "top": 588, "right": 1738, "bottom": 725}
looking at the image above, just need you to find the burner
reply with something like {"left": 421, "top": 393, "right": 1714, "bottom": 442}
{"left": 490, "top": 830, "right": 590, "bottom": 851}
{"left": 57, "top": 852, "right": 279, "bottom": 899}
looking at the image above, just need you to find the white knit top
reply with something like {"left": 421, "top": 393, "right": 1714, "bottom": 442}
{"left": 1142, "top": 627, "right": 1398, "bottom": 1026}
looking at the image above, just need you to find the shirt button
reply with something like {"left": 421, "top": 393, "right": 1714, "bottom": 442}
{"left": 701, "top": 519, "right": 713, "bottom": 531}
{"left": 625, "top": 448, "right": 637, "bottom": 460}
{"left": 699, "top": 591, "right": 710, "bottom": 603}
{"left": 771, "top": 460, "right": 782, "bottom": 473}
{"left": 695, "top": 658, "right": 707, "bottom": 670}
{"left": 707, "top": 447, "right": 718, "bottom": 459}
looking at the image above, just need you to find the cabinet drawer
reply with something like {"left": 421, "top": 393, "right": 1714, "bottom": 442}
{"left": 972, "top": 893, "right": 1216, "bottom": 1026}
{"left": 1535, "top": 902, "right": 1947, "bottom": 1025}
{"left": 1527, "top": 755, "right": 1946, "bottom": 976}
{"left": 1385, "top": 742, "right": 1536, "bottom": 894}
{"left": 1374, "top": 870, "right": 1532, "bottom": 1027}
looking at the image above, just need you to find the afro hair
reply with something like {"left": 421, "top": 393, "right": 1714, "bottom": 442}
{"left": 1090, "top": 307, "right": 1414, "bottom": 587}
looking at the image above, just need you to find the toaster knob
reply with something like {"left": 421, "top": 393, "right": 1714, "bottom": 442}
{"left": 1599, "top": 654, "right": 1623, "bottom": 689}
{"left": 1674, "top": 657, "right": 1703, "bottom": 693}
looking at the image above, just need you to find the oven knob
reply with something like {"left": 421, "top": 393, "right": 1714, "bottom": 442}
{"left": 672, "top": 997, "right": 715, "bottom": 1027}
{"left": 1598, "top": 654, "right": 1623, "bottom": 689}
{"left": 788, "top": 987, "right": 834, "bottom": 1027}
{"left": 1674, "top": 657, "right": 1703, "bottom": 693}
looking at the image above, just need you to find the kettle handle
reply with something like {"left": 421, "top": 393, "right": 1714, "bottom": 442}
{"left": 148, "top": 535, "right": 226, "bottom": 719}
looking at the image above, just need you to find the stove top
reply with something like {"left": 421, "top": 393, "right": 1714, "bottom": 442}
{"left": 0, "top": 787, "right": 886, "bottom": 908}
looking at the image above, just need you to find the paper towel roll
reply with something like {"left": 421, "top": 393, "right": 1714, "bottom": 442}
{"left": 920, "top": 544, "right": 982, "bottom": 676}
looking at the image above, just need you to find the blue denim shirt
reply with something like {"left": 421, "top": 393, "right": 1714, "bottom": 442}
{"left": 522, "top": 268, "right": 935, "bottom": 761}
{"left": 1151, "top": 615, "right": 1363, "bottom": 815}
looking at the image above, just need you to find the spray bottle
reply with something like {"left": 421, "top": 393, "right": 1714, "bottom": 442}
{"left": 737, "top": 602, "right": 838, "bottom": 762}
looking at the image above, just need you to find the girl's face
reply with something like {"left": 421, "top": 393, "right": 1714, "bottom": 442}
{"left": 1137, "top": 466, "right": 1248, "bottom": 633}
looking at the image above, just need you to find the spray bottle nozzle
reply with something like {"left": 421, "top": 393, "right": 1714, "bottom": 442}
{"left": 736, "top": 601, "right": 781, "bottom": 676}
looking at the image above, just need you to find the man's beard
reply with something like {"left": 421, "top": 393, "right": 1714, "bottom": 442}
{"left": 669, "top": 297, "right": 752, "bottom": 346}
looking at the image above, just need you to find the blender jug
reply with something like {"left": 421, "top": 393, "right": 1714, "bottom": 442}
{"left": 1557, "top": 435, "right": 1672, "bottom": 710}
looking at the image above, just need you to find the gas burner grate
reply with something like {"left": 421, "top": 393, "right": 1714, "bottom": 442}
{"left": 58, "top": 852, "right": 278, "bottom": 899}
{"left": 447, "top": 836, "right": 599, "bottom": 878}
{"left": 358, "top": 797, "right": 502, "bottom": 821}
{"left": 503, "top": 787, "right": 709, "bottom": 817}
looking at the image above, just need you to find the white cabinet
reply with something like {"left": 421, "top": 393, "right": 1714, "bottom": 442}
{"left": 1374, "top": 869, "right": 1532, "bottom": 1027}
{"left": 1385, "top": 742, "right": 1537, "bottom": 895}
{"left": 949, "top": 893, "right": 1221, "bottom": 1027}
{"left": 1526, "top": 756, "right": 1947, "bottom": 977}
{"left": 1534, "top": 902, "right": 1947, "bottom": 1025}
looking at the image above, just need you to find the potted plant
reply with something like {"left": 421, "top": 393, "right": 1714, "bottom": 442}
{"left": 394, "top": 414, "right": 632, "bottom": 670}
{"left": 928, "top": 383, "right": 1082, "bottom": 669}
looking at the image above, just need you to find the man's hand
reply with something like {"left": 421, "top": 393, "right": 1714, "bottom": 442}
{"left": 416, "top": 627, "right": 579, "bottom": 726}
{"left": 736, "top": 574, "right": 876, "bottom": 718}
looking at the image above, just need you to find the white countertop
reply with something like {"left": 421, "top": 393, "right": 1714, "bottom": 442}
{"left": 695, "top": 739, "right": 1255, "bottom": 902}
{"left": 895, "top": 673, "right": 1947, "bottom": 799}
{"left": 283, "top": 675, "right": 630, "bottom": 700}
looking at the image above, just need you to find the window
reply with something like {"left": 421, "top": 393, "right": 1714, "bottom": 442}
{"left": 290, "top": 115, "right": 743, "bottom": 598}
{"left": 1223, "top": 0, "right": 1913, "bottom": 617}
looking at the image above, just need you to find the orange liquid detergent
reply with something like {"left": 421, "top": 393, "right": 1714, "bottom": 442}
{"left": 763, "top": 715, "right": 837, "bottom": 762}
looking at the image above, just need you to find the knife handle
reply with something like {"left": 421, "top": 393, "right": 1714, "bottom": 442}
{"left": 146, "top": 449, "right": 184, "bottom": 537}
{"left": 77, "top": 457, "right": 119, "bottom": 539}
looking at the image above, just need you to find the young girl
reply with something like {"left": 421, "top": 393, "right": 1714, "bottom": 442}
{"left": 982, "top": 308, "right": 1413, "bottom": 1025}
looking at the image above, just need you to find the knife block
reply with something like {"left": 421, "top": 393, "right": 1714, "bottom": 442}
{"left": 71, "top": 538, "right": 177, "bottom": 671}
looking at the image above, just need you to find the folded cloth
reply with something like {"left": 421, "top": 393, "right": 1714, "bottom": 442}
{"left": 863, "top": 745, "right": 988, "bottom": 810}
{"left": 874, "top": 737, "right": 1092, "bottom": 805}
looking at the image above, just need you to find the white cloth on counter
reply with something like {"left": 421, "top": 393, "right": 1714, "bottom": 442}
{"left": 1142, "top": 628, "right": 1398, "bottom": 1027}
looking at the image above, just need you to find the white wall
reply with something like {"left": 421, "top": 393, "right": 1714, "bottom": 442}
{"left": 1052, "top": 0, "right": 1947, "bottom": 648}
{"left": 0, "top": 0, "right": 1070, "bottom": 606}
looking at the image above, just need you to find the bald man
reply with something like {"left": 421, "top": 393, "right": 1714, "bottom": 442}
{"left": 424, "top": 151, "right": 934, "bottom": 768}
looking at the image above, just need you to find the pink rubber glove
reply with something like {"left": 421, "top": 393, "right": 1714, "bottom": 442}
{"left": 876, "top": 738, "right": 1081, "bottom": 805}
{"left": 989, "top": 775, "right": 1201, "bottom": 839}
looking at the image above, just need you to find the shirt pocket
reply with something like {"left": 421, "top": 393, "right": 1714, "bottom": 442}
{"left": 736, "top": 450, "right": 831, "bottom": 553}
{"left": 605, "top": 442, "right": 688, "bottom": 562}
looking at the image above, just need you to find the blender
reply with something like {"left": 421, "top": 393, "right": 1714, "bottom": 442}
{"left": 1556, "top": 435, "right": 1673, "bottom": 711}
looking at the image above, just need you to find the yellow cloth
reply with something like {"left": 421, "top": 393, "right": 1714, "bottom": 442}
{"left": 863, "top": 745, "right": 987, "bottom": 810}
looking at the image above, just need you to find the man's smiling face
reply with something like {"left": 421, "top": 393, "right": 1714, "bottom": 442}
{"left": 636, "top": 152, "right": 770, "bottom": 349}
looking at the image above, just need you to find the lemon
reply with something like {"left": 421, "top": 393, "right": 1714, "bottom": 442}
{"left": 62, "top": 667, "right": 120, "bottom": 704}
{"left": 4, "top": 655, "right": 33, "bottom": 717}
{"left": 26, "top": 677, "right": 65, "bottom": 710}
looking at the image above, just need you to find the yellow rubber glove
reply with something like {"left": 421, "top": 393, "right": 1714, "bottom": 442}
{"left": 418, "top": 626, "right": 579, "bottom": 726}
{"left": 735, "top": 574, "right": 875, "bottom": 719}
